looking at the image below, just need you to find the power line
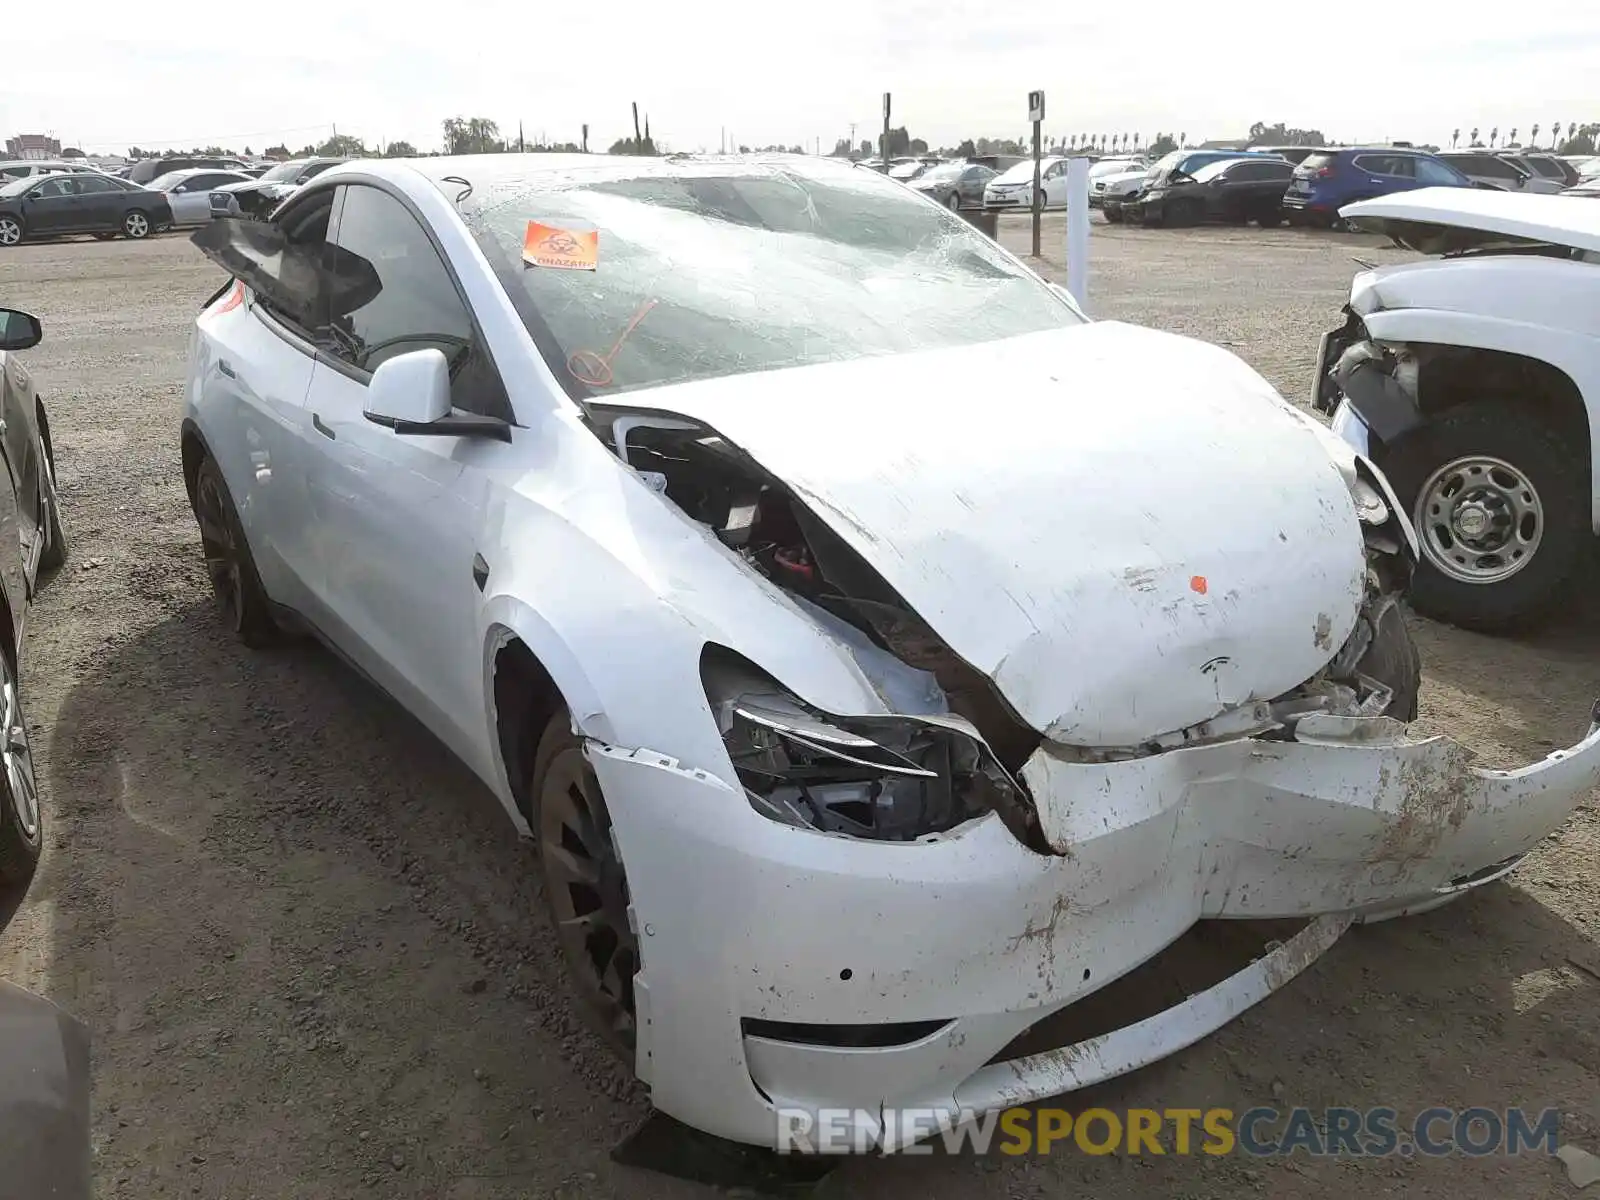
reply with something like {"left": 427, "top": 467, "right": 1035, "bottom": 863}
{"left": 74, "top": 122, "right": 334, "bottom": 147}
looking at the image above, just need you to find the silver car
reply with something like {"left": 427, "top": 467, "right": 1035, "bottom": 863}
{"left": 144, "top": 168, "right": 254, "bottom": 226}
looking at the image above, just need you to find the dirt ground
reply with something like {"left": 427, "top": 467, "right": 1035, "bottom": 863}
{"left": 1, "top": 212, "right": 1597, "bottom": 1199}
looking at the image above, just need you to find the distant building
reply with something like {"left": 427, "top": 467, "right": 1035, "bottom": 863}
{"left": 4, "top": 134, "right": 62, "bottom": 160}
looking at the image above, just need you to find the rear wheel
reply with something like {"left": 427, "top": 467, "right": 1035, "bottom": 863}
{"left": 946, "top": 192, "right": 961, "bottom": 211}
{"left": 1379, "top": 400, "right": 1586, "bottom": 631}
{"left": 122, "top": 210, "right": 151, "bottom": 239}
{"left": 0, "top": 216, "right": 22, "bottom": 247}
{"left": 530, "top": 711, "right": 637, "bottom": 1060}
{"left": 0, "top": 637, "right": 41, "bottom": 887}
{"left": 190, "top": 454, "right": 276, "bottom": 645}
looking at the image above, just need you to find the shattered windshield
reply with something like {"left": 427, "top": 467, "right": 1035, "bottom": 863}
{"left": 256, "top": 160, "right": 305, "bottom": 184}
{"left": 462, "top": 159, "right": 1079, "bottom": 397}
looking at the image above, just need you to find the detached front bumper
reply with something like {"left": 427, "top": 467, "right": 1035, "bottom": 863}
{"left": 589, "top": 710, "right": 1600, "bottom": 1149}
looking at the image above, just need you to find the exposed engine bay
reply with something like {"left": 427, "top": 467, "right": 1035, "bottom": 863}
{"left": 586, "top": 404, "right": 1421, "bottom": 847}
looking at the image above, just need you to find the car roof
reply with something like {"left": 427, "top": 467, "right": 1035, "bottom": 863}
{"left": 1342, "top": 187, "right": 1600, "bottom": 254}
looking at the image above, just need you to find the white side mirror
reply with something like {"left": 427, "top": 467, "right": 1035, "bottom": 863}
{"left": 364, "top": 348, "right": 451, "bottom": 427}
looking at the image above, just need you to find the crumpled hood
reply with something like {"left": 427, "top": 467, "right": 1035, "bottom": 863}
{"left": 615, "top": 322, "right": 1368, "bottom": 746}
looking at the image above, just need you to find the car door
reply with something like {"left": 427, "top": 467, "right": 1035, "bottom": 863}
{"left": 172, "top": 173, "right": 232, "bottom": 224}
{"left": 188, "top": 187, "right": 341, "bottom": 610}
{"left": 960, "top": 166, "right": 992, "bottom": 206}
{"left": 0, "top": 346, "right": 42, "bottom": 584}
{"left": 298, "top": 181, "right": 515, "bottom": 761}
{"left": 19, "top": 177, "right": 81, "bottom": 234}
{"left": 1041, "top": 161, "right": 1069, "bottom": 208}
{"left": 68, "top": 175, "right": 123, "bottom": 230}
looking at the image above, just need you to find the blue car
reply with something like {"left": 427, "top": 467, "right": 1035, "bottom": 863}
{"left": 1283, "top": 148, "right": 1474, "bottom": 228}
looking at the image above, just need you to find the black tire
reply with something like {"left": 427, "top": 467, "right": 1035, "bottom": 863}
{"left": 0, "top": 633, "right": 41, "bottom": 888}
{"left": 529, "top": 710, "right": 637, "bottom": 1061}
{"left": 36, "top": 406, "right": 66, "bottom": 573}
{"left": 122, "top": 209, "right": 152, "bottom": 239}
{"left": 946, "top": 192, "right": 961, "bottom": 211}
{"left": 190, "top": 453, "right": 276, "bottom": 645}
{"left": 1378, "top": 401, "right": 1587, "bottom": 632}
{"left": 1103, "top": 206, "right": 1124, "bottom": 224}
{"left": 0, "top": 215, "right": 23, "bottom": 247}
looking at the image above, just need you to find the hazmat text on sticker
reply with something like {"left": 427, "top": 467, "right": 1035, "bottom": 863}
{"left": 523, "top": 222, "right": 598, "bottom": 271}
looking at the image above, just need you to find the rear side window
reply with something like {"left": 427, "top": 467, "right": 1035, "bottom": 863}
{"left": 1455, "top": 156, "right": 1523, "bottom": 180}
{"left": 324, "top": 184, "right": 507, "bottom": 418}
{"left": 1526, "top": 157, "right": 1565, "bottom": 180}
{"left": 1354, "top": 154, "right": 1414, "bottom": 177}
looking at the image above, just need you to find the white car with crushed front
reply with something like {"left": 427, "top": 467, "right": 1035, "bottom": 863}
{"left": 182, "top": 155, "right": 1600, "bottom": 1151}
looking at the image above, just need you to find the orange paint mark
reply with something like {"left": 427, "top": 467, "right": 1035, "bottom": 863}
{"left": 213, "top": 280, "right": 245, "bottom": 315}
{"left": 1190, "top": 575, "right": 1208, "bottom": 595}
{"left": 522, "top": 221, "right": 599, "bottom": 270}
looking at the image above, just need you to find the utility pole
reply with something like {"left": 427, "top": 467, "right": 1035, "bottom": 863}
{"left": 881, "top": 95, "right": 892, "bottom": 165}
{"left": 849, "top": 122, "right": 857, "bottom": 157}
{"left": 1028, "top": 90, "right": 1045, "bottom": 257}
{"left": 518, "top": 121, "right": 525, "bottom": 152}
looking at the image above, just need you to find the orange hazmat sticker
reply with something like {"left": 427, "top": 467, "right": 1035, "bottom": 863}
{"left": 523, "top": 221, "right": 598, "bottom": 270}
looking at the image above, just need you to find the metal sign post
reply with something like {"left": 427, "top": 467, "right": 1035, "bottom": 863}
{"left": 881, "top": 93, "right": 892, "bottom": 171}
{"left": 1028, "top": 90, "right": 1045, "bottom": 256}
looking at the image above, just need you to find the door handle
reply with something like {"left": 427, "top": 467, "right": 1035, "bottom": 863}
{"left": 312, "top": 413, "right": 336, "bottom": 440}
{"left": 217, "top": 359, "right": 236, "bottom": 378}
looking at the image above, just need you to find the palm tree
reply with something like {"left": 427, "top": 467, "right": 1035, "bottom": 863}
{"left": 1180, "top": 131, "right": 1188, "bottom": 148}
{"left": 1553, "top": 121, "right": 1563, "bottom": 147}
{"left": 1451, "top": 128, "right": 1460, "bottom": 148}
{"left": 1532, "top": 123, "right": 1540, "bottom": 147}
{"left": 1490, "top": 126, "right": 1498, "bottom": 147}
{"left": 1509, "top": 127, "right": 1518, "bottom": 146}
{"left": 1470, "top": 126, "right": 1480, "bottom": 146}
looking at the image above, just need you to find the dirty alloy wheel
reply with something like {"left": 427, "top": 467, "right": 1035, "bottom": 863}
{"left": 946, "top": 191, "right": 961, "bottom": 211}
{"left": 530, "top": 711, "right": 638, "bottom": 1060}
{"left": 190, "top": 454, "right": 276, "bottom": 646}
{"left": 1379, "top": 400, "right": 1586, "bottom": 631}
{"left": 0, "top": 639, "right": 41, "bottom": 887}
{"left": 123, "top": 210, "right": 151, "bottom": 239}
{"left": 0, "top": 216, "right": 22, "bottom": 247}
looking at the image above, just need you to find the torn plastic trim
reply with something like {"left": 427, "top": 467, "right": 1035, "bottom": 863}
{"left": 937, "top": 915, "right": 1350, "bottom": 1136}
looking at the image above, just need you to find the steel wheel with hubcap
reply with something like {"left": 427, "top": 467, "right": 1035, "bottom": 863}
{"left": 123, "top": 211, "right": 150, "bottom": 239}
{"left": 1381, "top": 398, "right": 1585, "bottom": 631}
{"left": 1414, "top": 455, "right": 1542, "bottom": 586}
{"left": 530, "top": 712, "right": 638, "bottom": 1057}
{"left": 190, "top": 455, "right": 276, "bottom": 645}
{"left": 0, "top": 643, "right": 41, "bottom": 886}
{"left": 0, "top": 217, "right": 21, "bottom": 247}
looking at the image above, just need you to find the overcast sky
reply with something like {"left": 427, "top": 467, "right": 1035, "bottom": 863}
{"left": 6, "top": 1, "right": 1600, "bottom": 156}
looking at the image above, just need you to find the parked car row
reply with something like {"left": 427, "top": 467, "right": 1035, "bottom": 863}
{"left": 1100, "top": 144, "right": 1600, "bottom": 230}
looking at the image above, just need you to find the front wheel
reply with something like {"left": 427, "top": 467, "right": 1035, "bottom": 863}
{"left": 1379, "top": 401, "right": 1587, "bottom": 631}
{"left": 946, "top": 192, "right": 961, "bottom": 211}
{"left": 190, "top": 454, "right": 277, "bottom": 645}
{"left": 1103, "top": 207, "right": 1124, "bottom": 224}
{"left": 122, "top": 210, "right": 151, "bottom": 239}
{"left": 530, "top": 711, "right": 638, "bottom": 1061}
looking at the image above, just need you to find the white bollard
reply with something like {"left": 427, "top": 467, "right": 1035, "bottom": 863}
{"left": 1066, "top": 157, "right": 1090, "bottom": 309}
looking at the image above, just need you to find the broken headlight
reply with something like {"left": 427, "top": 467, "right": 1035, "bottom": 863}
{"left": 705, "top": 667, "right": 1020, "bottom": 841}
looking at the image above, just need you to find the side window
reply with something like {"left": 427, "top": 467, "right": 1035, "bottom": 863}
{"left": 324, "top": 184, "right": 506, "bottom": 418}
{"left": 75, "top": 176, "right": 116, "bottom": 195}
{"left": 1415, "top": 158, "right": 1464, "bottom": 186}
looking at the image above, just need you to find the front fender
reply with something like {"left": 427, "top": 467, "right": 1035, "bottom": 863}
{"left": 1361, "top": 307, "right": 1600, "bottom": 529}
